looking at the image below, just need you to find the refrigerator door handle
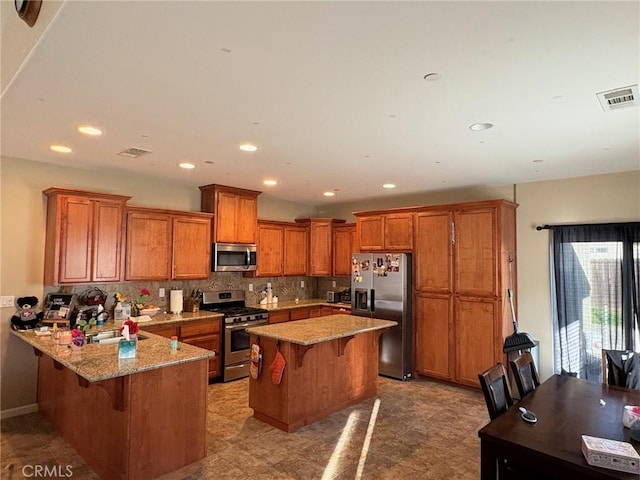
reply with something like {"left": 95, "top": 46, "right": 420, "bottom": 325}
{"left": 370, "top": 289, "right": 375, "bottom": 313}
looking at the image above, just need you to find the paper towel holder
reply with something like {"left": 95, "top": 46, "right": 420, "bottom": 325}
{"left": 170, "top": 289, "right": 184, "bottom": 314}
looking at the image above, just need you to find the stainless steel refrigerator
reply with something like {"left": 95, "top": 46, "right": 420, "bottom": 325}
{"left": 351, "top": 253, "right": 412, "bottom": 380}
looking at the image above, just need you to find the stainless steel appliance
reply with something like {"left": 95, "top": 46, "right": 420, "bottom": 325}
{"left": 212, "top": 243, "right": 257, "bottom": 272}
{"left": 351, "top": 253, "right": 412, "bottom": 380}
{"left": 326, "top": 291, "right": 341, "bottom": 303}
{"left": 200, "top": 290, "right": 268, "bottom": 381}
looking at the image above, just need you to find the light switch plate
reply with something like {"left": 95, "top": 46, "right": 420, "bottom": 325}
{"left": 301, "top": 281, "right": 305, "bottom": 288}
{"left": 248, "top": 283, "right": 254, "bottom": 292}
{"left": 159, "top": 288, "right": 165, "bottom": 298}
{"left": 1, "top": 296, "right": 15, "bottom": 308}
{"left": 332, "top": 281, "right": 336, "bottom": 288}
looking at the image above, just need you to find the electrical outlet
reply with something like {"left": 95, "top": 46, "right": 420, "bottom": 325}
{"left": 301, "top": 281, "right": 305, "bottom": 288}
{"left": 248, "top": 283, "right": 254, "bottom": 292}
{"left": 159, "top": 288, "right": 165, "bottom": 298}
{"left": 267, "top": 282, "right": 271, "bottom": 289}
{"left": 1, "top": 296, "right": 15, "bottom": 308}
{"left": 332, "top": 281, "right": 336, "bottom": 288}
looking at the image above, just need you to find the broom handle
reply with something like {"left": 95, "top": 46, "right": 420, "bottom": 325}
{"left": 508, "top": 288, "right": 519, "bottom": 333}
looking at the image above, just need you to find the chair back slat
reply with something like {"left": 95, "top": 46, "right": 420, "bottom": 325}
{"left": 509, "top": 352, "right": 540, "bottom": 399}
{"left": 478, "top": 363, "right": 514, "bottom": 420}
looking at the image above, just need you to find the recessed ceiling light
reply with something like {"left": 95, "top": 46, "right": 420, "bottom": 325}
{"left": 239, "top": 143, "right": 257, "bottom": 152}
{"left": 179, "top": 162, "right": 195, "bottom": 169}
{"left": 77, "top": 125, "right": 102, "bottom": 136}
{"left": 50, "top": 145, "right": 72, "bottom": 153}
{"left": 323, "top": 191, "right": 336, "bottom": 197}
{"left": 423, "top": 73, "right": 442, "bottom": 81}
{"left": 469, "top": 122, "right": 493, "bottom": 131}
{"left": 263, "top": 179, "right": 277, "bottom": 186}
{"left": 382, "top": 183, "right": 396, "bottom": 189}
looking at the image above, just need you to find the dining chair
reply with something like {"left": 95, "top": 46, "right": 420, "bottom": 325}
{"left": 478, "top": 363, "right": 514, "bottom": 420}
{"left": 602, "top": 349, "right": 640, "bottom": 388}
{"left": 509, "top": 352, "right": 540, "bottom": 399}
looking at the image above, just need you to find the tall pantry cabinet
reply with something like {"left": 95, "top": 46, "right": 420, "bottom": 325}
{"left": 413, "top": 200, "right": 517, "bottom": 388}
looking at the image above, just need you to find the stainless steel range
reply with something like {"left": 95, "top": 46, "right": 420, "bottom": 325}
{"left": 200, "top": 290, "right": 269, "bottom": 382}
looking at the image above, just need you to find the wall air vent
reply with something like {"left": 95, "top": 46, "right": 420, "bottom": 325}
{"left": 117, "top": 147, "right": 152, "bottom": 158}
{"left": 596, "top": 85, "right": 638, "bottom": 111}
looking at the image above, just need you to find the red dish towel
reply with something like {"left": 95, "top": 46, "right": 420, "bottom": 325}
{"left": 269, "top": 349, "right": 286, "bottom": 385}
{"left": 249, "top": 343, "right": 263, "bottom": 379}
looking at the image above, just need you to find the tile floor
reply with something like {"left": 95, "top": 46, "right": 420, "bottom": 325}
{"left": 1, "top": 377, "right": 487, "bottom": 479}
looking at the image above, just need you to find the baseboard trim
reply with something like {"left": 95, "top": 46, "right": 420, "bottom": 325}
{"left": 1, "top": 403, "right": 38, "bottom": 420}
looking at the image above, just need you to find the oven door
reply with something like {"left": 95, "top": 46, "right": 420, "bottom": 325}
{"left": 224, "top": 320, "right": 268, "bottom": 366}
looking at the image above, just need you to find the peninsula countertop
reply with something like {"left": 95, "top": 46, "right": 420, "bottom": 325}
{"left": 245, "top": 314, "right": 396, "bottom": 346}
{"left": 11, "top": 327, "right": 214, "bottom": 383}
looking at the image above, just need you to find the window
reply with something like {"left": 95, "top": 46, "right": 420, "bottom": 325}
{"left": 551, "top": 223, "right": 640, "bottom": 381}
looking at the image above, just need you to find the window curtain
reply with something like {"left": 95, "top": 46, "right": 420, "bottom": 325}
{"left": 551, "top": 223, "right": 640, "bottom": 381}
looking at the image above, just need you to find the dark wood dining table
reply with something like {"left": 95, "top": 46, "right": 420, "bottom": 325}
{"left": 478, "top": 374, "right": 640, "bottom": 479}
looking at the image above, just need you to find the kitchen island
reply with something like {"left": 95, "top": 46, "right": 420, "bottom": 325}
{"left": 12, "top": 327, "right": 215, "bottom": 480}
{"left": 246, "top": 314, "right": 396, "bottom": 432}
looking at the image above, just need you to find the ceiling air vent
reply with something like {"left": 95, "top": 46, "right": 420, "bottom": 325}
{"left": 596, "top": 85, "right": 638, "bottom": 111}
{"left": 117, "top": 147, "right": 152, "bottom": 158}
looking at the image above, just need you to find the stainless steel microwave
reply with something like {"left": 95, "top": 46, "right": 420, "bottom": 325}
{"left": 213, "top": 243, "right": 257, "bottom": 272}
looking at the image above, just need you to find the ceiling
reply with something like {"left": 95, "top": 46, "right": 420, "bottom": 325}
{"left": 2, "top": 1, "right": 639, "bottom": 205}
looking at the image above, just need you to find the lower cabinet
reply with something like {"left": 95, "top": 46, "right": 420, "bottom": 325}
{"left": 414, "top": 293, "right": 452, "bottom": 381}
{"left": 268, "top": 304, "right": 350, "bottom": 324}
{"left": 143, "top": 318, "right": 221, "bottom": 380}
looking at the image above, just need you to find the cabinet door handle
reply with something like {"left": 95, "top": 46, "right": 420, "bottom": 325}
{"left": 451, "top": 222, "right": 456, "bottom": 245}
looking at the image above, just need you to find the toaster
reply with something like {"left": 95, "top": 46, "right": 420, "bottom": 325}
{"left": 326, "top": 291, "right": 341, "bottom": 303}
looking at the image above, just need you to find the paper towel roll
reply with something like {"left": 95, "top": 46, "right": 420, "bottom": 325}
{"left": 170, "top": 290, "right": 183, "bottom": 314}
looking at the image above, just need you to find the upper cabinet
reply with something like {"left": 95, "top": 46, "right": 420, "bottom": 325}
{"left": 332, "top": 223, "right": 356, "bottom": 276}
{"left": 283, "top": 225, "right": 309, "bottom": 276}
{"left": 199, "top": 184, "right": 261, "bottom": 244}
{"left": 295, "top": 218, "right": 345, "bottom": 276}
{"left": 255, "top": 221, "right": 309, "bottom": 277}
{"left": 125, "top": 207, "right": 212, "bottom": 281}
{"left": 355, "top": 211, "right": 413, "bottom": 251}
{"left": 43, "top": 188, "right": 131, "bottom": 285}
{"left": 256, "top": 221, "right": 285, "bottom": 277}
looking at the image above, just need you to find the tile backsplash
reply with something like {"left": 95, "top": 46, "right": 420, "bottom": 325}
{"left": 43, "top": 273, "right": 351, "bottom": 313}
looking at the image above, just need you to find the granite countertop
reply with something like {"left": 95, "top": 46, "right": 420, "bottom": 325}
{"left": 248, "top": 298, "right": 352, "bottom": 311}
{"left": 245, "top": 314, "right": 396, "bottom": 346}
{"left": 130, "top": 310, "right": 223, "bottom": 326}
{"left": 11, "top": 328, "right": 215, "bottom": 383}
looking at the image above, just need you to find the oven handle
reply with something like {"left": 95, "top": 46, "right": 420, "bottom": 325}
{"left": 225, "top": 321, "right": 268, "bottom": 330}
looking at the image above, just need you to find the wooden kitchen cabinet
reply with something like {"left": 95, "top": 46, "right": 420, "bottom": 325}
{"left": 256, "top": 221, "right": 309, "bottom": 277}
{"left": 332, "top": 223, "right": 356, "bottom": 276}
{"left": 256, "top": 221, "right": 284, "bottom": 277}
{"left": 413, "top": 200, "right": 517, "bottom": 388}
{"left": 179, "top": 318, "right": 222, "bottom": 380}
{"left": 283, "top": 225, "right": 308, "bottom": 275}
{"left": 296, "top": 218, "right": 345, "bottom": 276}
{"left": 355, "top": 211, "right": 413, "bottom": 252}
{"left": 43, "top": 188, "right": 131, "bottom": 285}
{"left": 125, "top": 207, "right": 212, "bottom": 281}
{"left": 322, "top": 305, "right": 350, "bottom": 316}
{"left": 143, "top": 319, "right": 221, "bottom": 380}
{"left": 172, "top": 215, "right": 211, "bottom": 280}
{"left": 290, "top": 307, "right": 311, "bottom": 321}
{"left": 199, "top": 184, "right": 261, "bottom": 244}
{"left": 142, "top": 323, "right": 178, "bottom": 339}
{"left": 268, "top": 310, "right": 291, "bottom": 324}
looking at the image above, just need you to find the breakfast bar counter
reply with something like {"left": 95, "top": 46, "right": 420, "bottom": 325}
{"left": 11, "top": 328, "right": 214, "bottom": 480}
{"left": 246, "top": 315, "right": 396, "bottom": 432}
